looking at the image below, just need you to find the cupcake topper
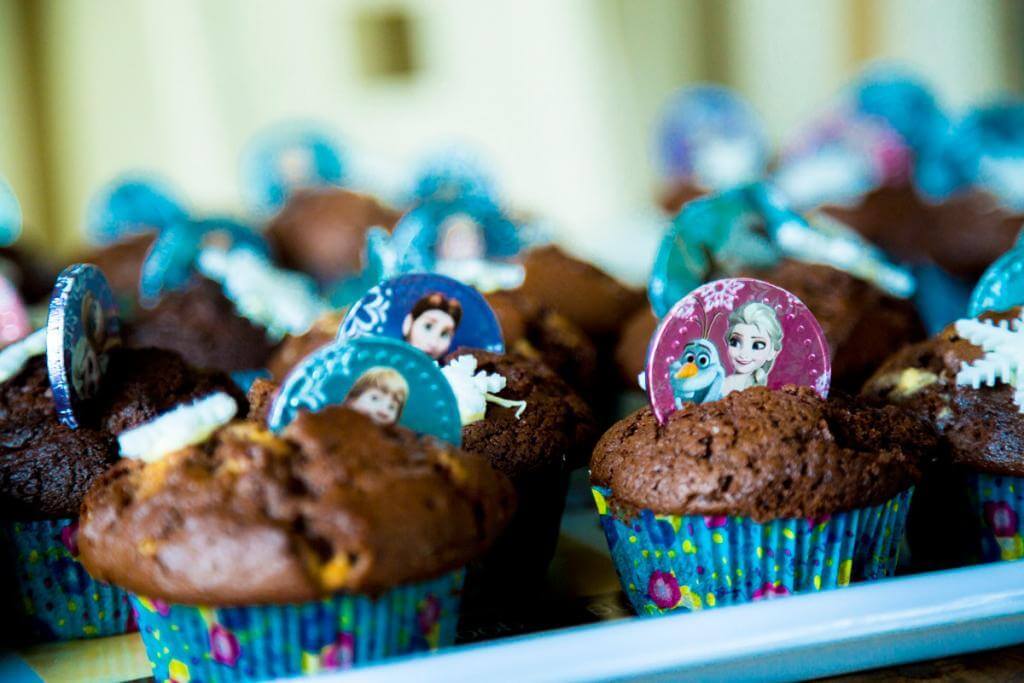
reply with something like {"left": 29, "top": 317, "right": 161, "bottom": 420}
{"left": 47, "top": 264, "right": 122, "bottom": 429}
{"left": 85, "top": 175, "right": 187, "bottom": 245}
{"left": 268, "top": 336, "right": 462, "bottom": 445}
{"left": 240, "top": 122, "right": 346, "bottom": 215}
{"left": 0, "top": 175, "right": 22, "bottom": 247}
{"left": 648, "top": 183, "right": 790, "bottom": 318}
{"left": 390, "top": 196, "right": 520, "bottom": 274}
{"left": 968, "top": 237, "right": 1024, "bottom": 317}
{"left": 646, "top": 277, "right": 830, "bottom": 424}
{"left": 338, "top": 273, "right": 504, "bottom": 360}
{"left": 139, "top": 217, "right": 270, "bottom": 304}
{"left": 656, "top": 85, "right": 767, "bottom": 190}
{"left": 0, "top": 274, "right": 31, "bottom": 346}
{"left": 952, "top": 102, "right": 1024, "bottom": 210}
{"left": 412, "top": 147, "right": 497, "bottom": 205}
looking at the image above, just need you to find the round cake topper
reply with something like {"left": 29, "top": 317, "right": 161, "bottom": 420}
{"left": 85, "top": 175, "right": 187, "bottom": 245}
{"left": 648, "top": 183, "right": 794, "bottom": 318}
{"left": 412, "top": 148, "right": 496, "bottom": 204}
{"left": 956, "top": 102, "right": 1024, "bottom": 211}
{"left": 338, "top": 273, "right": 504, "bottom": 360}
{"left": 0, "top": 275, "right": 31, "bottom": 346}
{"left": 646, "top": 277, "right": 831, "bottom": 424}
{"left": 853, "top": 66, "right": 946, "bottom": 154}
{"left": 968, "top": 242, "right": 1024, "bottom": 317}
{"left": 0, "top": 175, "right": 22, "bottom": 247}
{"left": 268, "top": 336, "right": 462, "bottom": 445}
{"left": 139, "top": 217, "right": 270, "bottom": 303}
{"left": 656, "top": 85, "right": 767, "bottom": 189}
{"left": 47, "top": 264, "right": 122, "bottom": 429}
{"left": 240, "top": 122, "right": 346, "bottom": 215}
{"left": 390, "top": 197, "right": 520, "bottom": 273}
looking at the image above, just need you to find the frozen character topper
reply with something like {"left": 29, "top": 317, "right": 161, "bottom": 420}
{"left": 646, "top": 277, "right": 830, "bottom": 423}
{"left": 267, "top": 336, "right": 462, "bottom": 445}
{"left": 945, "top": 102, "right": 1024, "bottom": 211}
{"left": 240, "top": 122, "right": 347, "bottom": 215}
{"left": 0, "top": 175, "right": 22, "bottom": 247}
{"left": 338, "top": 273, "right": 504, "bottom": 360}
{"left": 84, "top": 174, "right": 187, "bottom": 245}
{"left": 138, "top": 216, "right": 270, "bottom": 304}
{"left": 46, "top": 264, "right": 122, "bottom": 429}
{"left": 390, "top": 195, "right": 520, "bottom": 277}
{"left": 648, "top": 183, "right": 792, "bottom": 318}
{"left": 656, "top": 85, "right": 767, "bottom": 191}
{"left": 0, "top": 274, "right": 31, "bottom": 347}
{"left": 968, "top": 236, "right": 1024, "bottom": 318}
{"left": 411, "top": 147, "right": 497, "bottom": 205}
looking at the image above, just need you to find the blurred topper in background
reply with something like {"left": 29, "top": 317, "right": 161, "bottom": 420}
{"left": 0, "top": 175, "right": 22, "bottom": 248}
{"left": 240, "top": 121, "right": 348, "bottom": 216}
{"left": 411, "top": 146, "right": 498, "bottom": 206}
{"left": 84, "top": 174, "right": 188, "bottom": 245}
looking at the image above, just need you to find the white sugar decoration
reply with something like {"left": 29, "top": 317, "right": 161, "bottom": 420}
{"left": 435, "top": 258, "right": 525, "bottom": 293}
{"left": 118, "top": 392, "right": 238, "bottom": 462}
{"left": 0, "top": 328, "right": 45, "bottom": 383}
{"left": 198, "top": 246, "right": 328, "bottom": 340}
{"left": 955, "top": 315, "right": 1024, "bottom": 412}
{"left": 441, "top": 354, "right": 527, "bottom": 426}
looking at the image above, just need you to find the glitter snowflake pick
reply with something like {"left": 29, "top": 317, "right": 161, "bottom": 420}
{"left": 955, "top": 315, "right": 1024, "bottom": 411}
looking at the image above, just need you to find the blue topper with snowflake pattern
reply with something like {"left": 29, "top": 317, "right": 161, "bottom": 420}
{"left": 85, "top": 174, "right": 188, "bottom": 245}
{"left": 968, "top": 235, "right": 1024, "bottom": 318}
{"left": 267, "top": 336, "right": 462, "bottom": 445}
{"left": 139, "top": 216, "right": 270, "bottom": 304}
{"left": 0, "top": 175, "right": 22, "bottom": 247}
{"left": 338, "top": 273, "right": 504, "bottom": 361}
{"left": 240, "top": 122, "right": 347, "bottom": 215}
{"left": 47, "top": 264, "right": 122, "bottom": 429}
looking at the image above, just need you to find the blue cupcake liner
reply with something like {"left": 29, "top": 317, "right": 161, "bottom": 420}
{"left": 592, "top": 486, "right": 913, "bottom": 615}
{"left": 131, "top": 569, "right": 465, "bottom": 681}
{"left": 965, "top": 472, "right": 1024, "bottom": 563}
{"left": 0, "top": 518, "right": 134, "bottom": 642}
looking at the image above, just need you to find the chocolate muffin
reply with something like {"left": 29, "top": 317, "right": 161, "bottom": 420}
{"left": 80, "top": 232, "right": 155, "bottom": 307}
{"left": 444, "top": 349, "right": 597, "bottom": 599}
{"left": 79, "top": 407, "right": 513, "bottom": 602}
{"left": 484, "top": 289, "right": 598, "bottom": 395}
{"left": 266, "top": 311, "right": 344, "bottom": 382}
{"left": 822, "top": 183, "right": 933, "bottom": 264}
{"left": 265, "top": 187, "right": 402, "bottom": 284}
{"left": 126, "top": 277, "right": 276, "bottom": 374}
{"left": 614, "top": 307, "right": 657, "bottom": 387}
{"left": 0, "top": 246, "right": 58, "bottom": 305}
{"left": 922, "top": 190, "right": 1024, "bottom": 280}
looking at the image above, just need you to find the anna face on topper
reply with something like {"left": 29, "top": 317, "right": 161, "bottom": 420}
{"left": 343, "top": 366, "right": 409, "bottom": 426}
{"left": 402, "top": 292, "right": 463, "bottom": 359}
{"left": 721, "top": 301, "right": 783, "bottom": 396}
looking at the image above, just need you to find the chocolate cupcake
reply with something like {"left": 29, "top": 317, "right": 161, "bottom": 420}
{"left": 266, "top": 311, "right": 345, "bottom": 382}
{"left": 265, "top": 187, "right": 402, "bottom": 284}
{"left": 79, "top": 406, "right": 514, "bottom": 678}
{"left": 0, "top": 346, "right": 244, "bottom": 642}
{"left": 81, "top": 232, "right": 156, "bottom": 308}
{"left": 591, "top": 386, "right": 932, "bottom": 614}
{"left": 442, "top": 349, "right": 597, "bottom": 599}
{"left": 821, "top": 184, "right": 933, "bottom": 265}
{"left": 484, "top": 289, "right": 598, "bottom": 395}
{"left": 923, "top": 190, "right": 1024, "bottom": 280}
{"left": 862, "top": 307, "right": 1024, "bottom": 566}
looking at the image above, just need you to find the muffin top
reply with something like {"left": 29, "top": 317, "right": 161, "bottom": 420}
{"left": 446, "top": 349, "right": 597, "bottom": 479}
{"left": 81, "top": 232, "right": 155, "bottom": 302}
{"left": 862, "top": 307, "right": 1024, "bottom": 476}
{"left": 266, "top": 311, "right": 344, "bottom": 382}
{"left": 0, "top": 348, "right": 245, "bottom": 519}
{"left": 126, "top": 277, "right": 276, "bottom": 373}
{"left": 591, "top": 386, "right": 931, "bottom": 522}
{"left": 485, "top": 290, "right": 597, "bottom": 394}
{"left": 78, "top": 407, "right": 515, "bottom": 604}
{"left": 265, "top": 187, "right": 402, "bottom": 283}
{"left": 518, "top": 245, "right": 645, "bottom": 339}
{"left": 822, "top": 183, "right": 932, "bottom": 265}
{"left": 922, "top": 189, "right": 1023, "bottom": 279}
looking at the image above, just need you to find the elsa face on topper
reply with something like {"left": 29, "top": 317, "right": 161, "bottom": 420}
{"left": 721, "top": 301, "right": 783, "bottom": 396}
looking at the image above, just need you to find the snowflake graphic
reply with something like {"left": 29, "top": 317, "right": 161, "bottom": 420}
{"left": 339, "top": 286, "right": 391, "bottom": 339}
{"left": 697, "top": 279, "right": 745, "bottom": 312}
{"left": 673, "top": 295, "right": 697, "bottom": 321}
{"left": 955, "top": 315, "right": 1024, "bottom": 412}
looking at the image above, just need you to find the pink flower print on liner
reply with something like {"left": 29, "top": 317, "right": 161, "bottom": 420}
{"left": 418, "top": 595, "right": 441, "bottom": 633}
{"left": 60, "top": 520, "right": 79, "bottom": 556}
{"left": 984, "top": 502, "right": 1020, "bottom": 538}
{"left": 321, "top": 633, "right": 355, "bottom": 670}
{"left": 806, "top": 513, "right": 831, "bottom": 530}
{"left": 647, "top": 570, "right": 682, "bottom": 609}
{"left": 752, "top": 583, "right": 790, "bottom": 601}
{"left": 703, "top": 516, "right": 728, "bottom": 529}
{"left": 209, "top": 623, "right": 242, "bottom": 667}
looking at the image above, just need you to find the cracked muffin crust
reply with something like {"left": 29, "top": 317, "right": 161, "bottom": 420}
{"left": 590, "top": 386, "right": 932, "bottom": 522}
{"left": 78, "top": 406, "right": 515, "bottom": 604}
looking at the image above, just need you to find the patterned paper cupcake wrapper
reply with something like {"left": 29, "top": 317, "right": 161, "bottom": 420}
{"left": 0, "top": 518, "right": 134, "bottom": 642}
{"left": 965, "top": 472, "right": 1024, "bottom": 563}
{"left": 131, "top": 569, "right": 465, "bottom": 682}
{"left": 592, "top": 486, "right": 913, "bottom": 615}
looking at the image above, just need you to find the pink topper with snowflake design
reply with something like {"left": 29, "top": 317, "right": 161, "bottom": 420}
{"left": 646, "top": 277, "right": 831, "bottom": 424}
{"left": 0, "top": 275, "right": 30, "bottom": 347}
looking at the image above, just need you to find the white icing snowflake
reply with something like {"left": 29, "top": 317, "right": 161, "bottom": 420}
{"left": 955, "top": 315, "right": 1024, "bottom": 412}
{"left": 441, "top": 354, "right": 526, "bottom": 425}
{"left": 698, "top": 278, "right": 745, "bottom": 312}
{"left": 0, "top": 328, "right": 45, "bottom": 383}
{"left": 119, "top": 392, "right": 238, "bottom": 462}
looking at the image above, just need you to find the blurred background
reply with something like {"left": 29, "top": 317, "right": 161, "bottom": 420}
{"left": 0, "top": 0, "right": 1021, "bottom": 261}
